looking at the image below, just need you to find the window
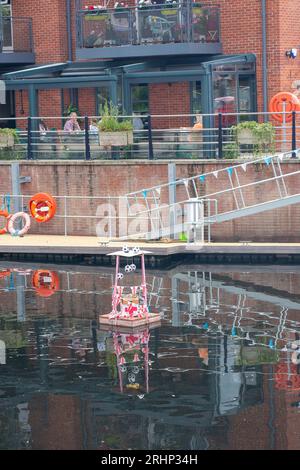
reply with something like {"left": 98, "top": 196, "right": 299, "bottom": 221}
{"left": 1, "top": 0, "right": 13, "bottom": 50}
{"left": 131, "top": 84, "right": 149, "bottom": 114}
{"left": 97, "top": 87, "right": 110, "bottom": 114}
{"left": 191, "top": 81, "right": 202, "bottom": 115}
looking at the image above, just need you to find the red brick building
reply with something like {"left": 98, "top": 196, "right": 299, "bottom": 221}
{"left": 0, "top": 0, "right": 300, "bottom": 127}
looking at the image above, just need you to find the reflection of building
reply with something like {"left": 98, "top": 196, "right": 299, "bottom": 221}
{"left": 1, "top": 266, "right": 300, "bottom": 449}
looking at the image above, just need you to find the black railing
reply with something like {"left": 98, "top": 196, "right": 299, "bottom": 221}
{"left": 0, "top": 17, "right": 34, "bottom": 53}
{"left": 77, "top": 3, "right": 220, "bottom": 49}
{"left": 0, "top": 112, "right": 299, "bottom": 161}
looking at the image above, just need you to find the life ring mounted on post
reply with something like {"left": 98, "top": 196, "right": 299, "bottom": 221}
{"left": 269, "top": 92, "right": 300, "bottom": 123}
{"left": 32, "top": 270, "right": 60, "bottom": 298}
{"left": 0, "top": 210, "right": 10, "bottom": 235}
{"left": 29, "top": 193, "right": 57, "bottom": 223}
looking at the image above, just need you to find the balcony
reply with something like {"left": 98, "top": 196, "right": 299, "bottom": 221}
{"left": 76, "top": 3, "right": 222, "bottom": 60}
{"left": 0, "top": 17, "right": 35, "bottom": 64}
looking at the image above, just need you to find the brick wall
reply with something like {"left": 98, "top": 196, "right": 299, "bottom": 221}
{"left": 0, "top": 160, "right": 300, "bottom": 241}
{"left": 10, "top": 1, "right": 300, "bottom": 128}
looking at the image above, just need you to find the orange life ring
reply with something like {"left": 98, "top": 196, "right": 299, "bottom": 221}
{"left": 32, "top": 270, "right": 59, "bottom": 298}
{"left": 269, "top": 92, "right": 300, "bottom": 123}
{"left": 0, "top": 270, "right": 11, "bottom": 279}
{"left": 29, "top": 193, "right": 57, "bottom": 223}
{"left": 0, "top": 210, "right": 10, "bottom": 235}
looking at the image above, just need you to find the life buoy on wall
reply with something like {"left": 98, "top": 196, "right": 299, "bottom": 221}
{"left": 29, "top": 193, "right": 57, "bottom": 223}
{"left": 32, "top": 270, "right": 59, "bottom": 298}
{"left": 269, "top": 92, "right": 300, "bottom": 123}
{"left": 0, "top": 210, "right": 10, "bottom": 235}
{"left": 7, "top": 212, "right": 31, "bottom": 237}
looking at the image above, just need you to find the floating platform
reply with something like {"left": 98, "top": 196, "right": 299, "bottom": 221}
{"left": 99, "top": 313, "right": 161, "bottom": 331}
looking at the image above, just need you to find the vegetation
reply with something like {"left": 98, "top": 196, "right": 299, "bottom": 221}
{"left": 232, "top": 120, "right": 275, "bottom": 156}
{"left": 98, "top": 102, "right": 133, "bottom": 132}
{"left": 0, "top": 128, "right": 19, "bottom": 144}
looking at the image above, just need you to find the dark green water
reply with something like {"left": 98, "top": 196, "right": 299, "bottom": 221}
{"left": 0, "top": 264, "right": 300, "bottom": 450}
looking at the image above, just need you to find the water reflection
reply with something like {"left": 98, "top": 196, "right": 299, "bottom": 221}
{"left": 0, "top": 264, "right": 300, "bottom": 449}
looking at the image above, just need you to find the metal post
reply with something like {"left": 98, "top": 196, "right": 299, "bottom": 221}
{"left": 147, "top": 114, "right": 154, "bottom": 160}
{"left": 11, "top": 162, "right": 22, "bottom": 213}
{"left": 16, "top": 273, "right": 26, "bottom": 323}
{"left": 292, "top": 110, "right": 297, "bottom": 158}
{"left": 84, "top": 116, "right": 91, "bottom": 160}
{"left": 168, "top": 163, "right": 176, "bottom": 239}
{"left": 27, "top": 117, "right": 33, "bottom": 160}
{"left": 282, "top": 100, "right": 287, "bottom": 152}
{"left": 218, "top": 113, "right": 223, "bottom": 159}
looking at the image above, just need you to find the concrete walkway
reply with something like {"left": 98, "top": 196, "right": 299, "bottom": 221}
{"left": 0, "top": 234, "right": 300, "bottom": 255}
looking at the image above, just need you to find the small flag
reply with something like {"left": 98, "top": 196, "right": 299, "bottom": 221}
{"left": 213, "top": 171, "right": 219, "bottom": 178}
{"left": 231, "top": 327, "right": 237, "bottom": 337}
{"left": 227, "top": 167, "right": 233, "bottom": 177}
{"left": 199, "top": 175, "right": 206, "bottom": 183}
{"left": 279, "top": 154, "right": 284, "bottom": 161}
{"left": 183, "top": 179, "right": 189, "bottom": 188}
{"left": 142, "top": 190, "right": 148, "bottom": 198}
{"left": 264, "top": 157, "right": 272, "bottom": 166}
{"left": 241, "top": 163, "right": 248, "bottom": 172}
{"left": 268, "top": 339, "right": 274, "bottom": 349}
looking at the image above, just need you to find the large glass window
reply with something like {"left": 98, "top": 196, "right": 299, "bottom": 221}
{"left": 131, "top": 84, "right": 149, "bottom": 114}
{"left": 1, "top": 0, "right": 13, "bottom": 50}
{"left": 97, "top": 87, "right": 110, "bottom": 113}
{"left": 191, "top": 81, "right": 202, "bottom": 115}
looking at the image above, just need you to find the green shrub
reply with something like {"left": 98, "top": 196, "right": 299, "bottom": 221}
{"left": 0, "top": 128, "right": 19, "bottom": 144}
{"left": 231, "top": 120, "right": 275, "bottom": 156}
{"left": 98, "top": 101, "right": 133, "bottom": 132}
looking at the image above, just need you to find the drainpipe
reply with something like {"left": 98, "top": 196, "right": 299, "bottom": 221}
{"left": 66, "top": 0, "right": 73, "bottom": 63}
{"left": 262, "top": 0, "right": 268, "bottom": 119}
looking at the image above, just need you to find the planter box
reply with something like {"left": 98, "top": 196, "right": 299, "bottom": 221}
{"left": 0, "top": 134, "right": 15, "bottom": 148}
{"left": 237, "top": 129, "right": 258, "bottom": 145}
{"left": 100, "top": 130, "right": 133, "bottom": 147}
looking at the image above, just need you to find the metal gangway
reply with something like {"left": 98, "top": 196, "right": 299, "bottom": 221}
{"left": 125, "top": 149, "right": 300, "bottom": 241}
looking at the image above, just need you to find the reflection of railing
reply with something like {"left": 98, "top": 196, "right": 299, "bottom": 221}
{"left": 77, "top": 3, "right": 220, "bottom": 49}
{"left": 0, "top": 17, "right": 33, "bottom": 53}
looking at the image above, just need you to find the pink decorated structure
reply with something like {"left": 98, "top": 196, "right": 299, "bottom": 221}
{"left": 99, "top": 246, "right": 161, "bottom": 329}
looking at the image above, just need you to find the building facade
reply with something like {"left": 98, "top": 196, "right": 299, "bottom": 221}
{"left": 0, "top": 0, "right": 300, "bottom": 127}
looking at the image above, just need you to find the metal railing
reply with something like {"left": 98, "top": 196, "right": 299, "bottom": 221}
{"left": 0, "top": 17, "right": 34, "bottom": 53}
{"left": 77, "top": 3, "right": 220, "bottom": 49}
{"left": 0, "top": 111, "right": 299, "bottom": 161}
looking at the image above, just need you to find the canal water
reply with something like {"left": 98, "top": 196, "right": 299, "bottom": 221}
{"left": 0, "top": 263, "right": 300, "bottom": 450}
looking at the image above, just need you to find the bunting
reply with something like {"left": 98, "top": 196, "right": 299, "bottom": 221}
{"left": 241, "top": 163, "right": 248, "bottom": 172}
{"left": 264, "top": 157, "right": 272, "bottom": 166}
{"left": 213, "top": 171, "right": 219, "bottom": 178}
{"left": 227, "top": 167, "right": 233, "bottom": 177}
{"left": 199, "top": 175, "right": 206, "bottom": 183}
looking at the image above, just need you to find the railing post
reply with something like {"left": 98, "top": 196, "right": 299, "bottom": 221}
{"left": 292, "top": 111, "right": 297, "bottom": 158}
{"left": 147, "top": 114, "right": 154, "bottom": 160}
{"left": 84, "top": 116, "right": 91, "bottom": 161}
{"left": 218, "top": 113, "right": 223, "bottom": 159}
{"left": 27, "top": 117, "right": 32, "bottom": 160}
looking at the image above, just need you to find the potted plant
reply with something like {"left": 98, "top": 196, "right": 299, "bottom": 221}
{"left": 232, "top": 120, "right": 275, "bottom": 155}
{"left": 98, "top": 102, "right": 133, "bottom": 147}
{"left": 0, "top": 128, "right": 19, "bottom": 148}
